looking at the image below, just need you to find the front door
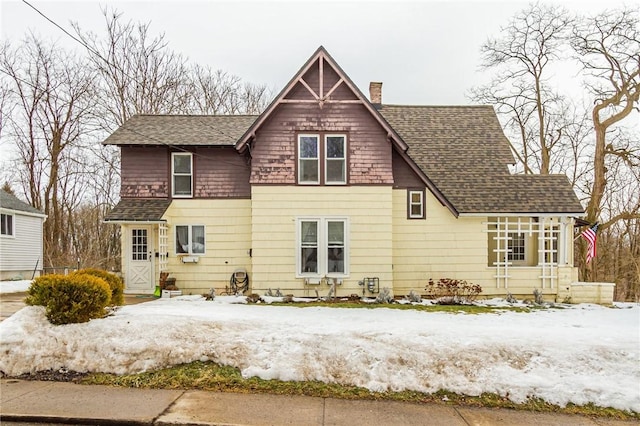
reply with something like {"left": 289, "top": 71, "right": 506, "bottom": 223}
{"left": 126, "top": 226, "right": 154, "bottom": 293}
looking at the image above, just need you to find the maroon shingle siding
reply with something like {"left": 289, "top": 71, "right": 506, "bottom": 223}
{"left": 392, "top": 150, "right": 424, "bottom": 188}
{"left": 121, "top": 147, "right": 169, "bottom": 198}
{"left": 194, "top": 148, "right": 251, "bottom": 198}
{"left": 250, "top": 102, "right": 393, "bottom": 185}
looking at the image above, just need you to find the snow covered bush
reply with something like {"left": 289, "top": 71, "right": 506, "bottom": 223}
{"left": 425, "top": 278, "right": 482, "bottom": 304}
{"left": 72, "top": 268, "right": 124, "bottom": 306}
{"left": 25, "top": 273, "right": 112, "bottom": 325}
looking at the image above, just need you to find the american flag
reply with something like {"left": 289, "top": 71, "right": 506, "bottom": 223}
{"left": 580, "top": 223, "right": 598, "bottom": 263}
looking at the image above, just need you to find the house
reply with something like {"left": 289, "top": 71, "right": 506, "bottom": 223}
{"left": 104, "top": 46, "right": 611, "bottom": 303}
{"left": 0, "top": 189, "right": 46, "bottom": 280}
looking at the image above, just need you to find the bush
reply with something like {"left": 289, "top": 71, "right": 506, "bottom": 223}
{"left": 425, "top": 278, "right": 482, "bottom": 305}
{"left": 72, "top": 268, "right": 124, "bottom": 306}
{"left": 26, "top": 273, "right": 112, "bottom": 325}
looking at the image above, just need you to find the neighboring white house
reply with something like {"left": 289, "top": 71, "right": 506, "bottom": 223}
{"left": 0, "top": 189, "right": 46, "bottom": 280}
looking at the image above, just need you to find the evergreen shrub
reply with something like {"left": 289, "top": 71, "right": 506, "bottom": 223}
{"left": 73, "top": 268, "right": 124, "bottom": 306}
{"left": 26, "top": 273, "right": 111, "bottom": 325}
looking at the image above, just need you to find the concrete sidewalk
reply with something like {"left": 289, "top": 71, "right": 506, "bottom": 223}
{"left": 0, "top": 379, "right": 634, "bottom": 426}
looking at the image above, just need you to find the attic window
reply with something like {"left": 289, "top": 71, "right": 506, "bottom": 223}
{"left": 172, "top": 153, "right": 193, "bottom": 197}
{"left": 1, "top": 213, "right": 14, "bottom": 236}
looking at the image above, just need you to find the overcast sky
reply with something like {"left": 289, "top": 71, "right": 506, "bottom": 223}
{"left": 0, "top": 0, "right": 630, "bottom": 105}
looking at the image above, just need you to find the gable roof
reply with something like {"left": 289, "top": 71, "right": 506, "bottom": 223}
{"left": 235, "top": 46, "right": 408, "bottom": 153}
{"left": 101, "top": 47, "right": 584, "bottom": 217}
{"left": 104, "top": 198, "right": 171, "bottom": 222}
{"left": 103, "top": 115, "right": 257, "bottom": 146}
{"left": 379, "top": 105, "right": 584, "bottom": 214}
{"left": 0, "top": 189, "right": 45, "bottom": 216}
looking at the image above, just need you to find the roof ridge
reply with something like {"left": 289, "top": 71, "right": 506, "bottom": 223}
{"left": 134, "top": 114, "right": 259, "bottom": 118}
{"left": 380, "top": 104, "right": 493, "bottom": 109}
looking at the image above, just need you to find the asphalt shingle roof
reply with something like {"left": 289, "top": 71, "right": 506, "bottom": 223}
{"left": 0, "top": 189, "right": 44, "bottom": 215}
{"left": 105, "top": 199, "right": 172, "bottom": 222}
{"left": 103, "top": 115, "right": 258, "bottom": 146}
{"left": 378, "top": 105, "right": 584, "bottom": 214}
{"left": 104, "top": 104, "right": 584, "bottom": 217}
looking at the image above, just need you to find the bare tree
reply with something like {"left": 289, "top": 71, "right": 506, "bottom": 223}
{"left": 0, "top": 35, "right": 97, "bottom": 267}
{"left": 72, "top": 8, "right": 191, "bottom": 131}
{"left": 469, "top": 2, "right": 571, "bottom": 174}
{"left": 571, "top": 7, "right": 640, "bottom": 225}
{"left": 187, "top": 65, "right": 271, "bottom": 115}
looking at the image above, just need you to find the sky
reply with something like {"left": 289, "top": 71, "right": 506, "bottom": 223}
{"left": 1, "top": 281, "right": 639, "bottom": 412}
{"left": 0, "top": 0, "right": 627, "bottom": 106}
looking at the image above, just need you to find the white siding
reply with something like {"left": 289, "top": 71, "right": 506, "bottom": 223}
{"left": 0, "top": 212, "right": 44, "bottom": 279}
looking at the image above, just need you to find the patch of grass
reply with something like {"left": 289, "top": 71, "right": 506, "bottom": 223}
{"left": 82, "top": 361, "right": 639, "bottom": 421}
{"left": 264, "top": 301, "right": 531, "bottom": 314}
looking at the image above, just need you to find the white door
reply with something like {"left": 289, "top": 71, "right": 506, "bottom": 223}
{"left": 126, "top": 226, "right": 154, "bottom": 293}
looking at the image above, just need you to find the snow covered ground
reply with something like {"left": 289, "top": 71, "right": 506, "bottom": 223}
{"left": 0, "top": 289, "right": 638, "bottom": 412}
{"left": 0, "top": 279, "right": 31, "bottom": 294}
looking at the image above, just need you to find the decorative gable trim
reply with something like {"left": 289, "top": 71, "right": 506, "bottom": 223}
{"left": 235, "top": 46, "right": 407, "bottom": 153}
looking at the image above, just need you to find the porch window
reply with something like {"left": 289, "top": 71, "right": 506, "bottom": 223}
{"left": 172, "top": 153, "right": 193, "bottom": 197}
{"left": 175, "top": 225, "right": 205, "bottom": 255}
{"left": 297, "top": 217, "right": 348, "bottom": 277}
{"left": 408, "top": 189, "right": 425, "bottom": 219}
{"left": 0, "top": 213, "right": 13, "bottom": 236}
{"left": 508, "top": 232, "right": 526, "bottom": 262}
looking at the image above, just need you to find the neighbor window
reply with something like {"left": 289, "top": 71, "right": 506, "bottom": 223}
{"left": 297, "top": 134, "right": 347, "bottom": 185}
{"left": 1, "top": 213, "right": 14, "bottom": 236}
{"left": 297, "top": 217, "right": 348, "bottom": 277}
{"left": 175, "top": 225, "right": 205, "bottom": 255}
{"left": 172, "top": 152, "right": 193, "bottom": 197}
{"left": 408, "top": 190, "right": 425, "bottom": 219}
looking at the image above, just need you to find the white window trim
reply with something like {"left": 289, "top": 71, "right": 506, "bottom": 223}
{"left": 296, "top": 216, "right": 349, "bottom": 278}
{"left": 0, "top": 212, "right": 15, "bottom": 238}
{"left": 298, "top": 134, "right": 320, "bottom": 185}
{"left": 172, "top": 152, "right": 193, "bottom": 198}
{"left": 175, "top": 224, "right": 206, "bottom": 255}
{"left": 324, "top": 134, "right": 347, "bottom": 185}
{"left": 408, "top": 190, "right": 424, "bottom": 219}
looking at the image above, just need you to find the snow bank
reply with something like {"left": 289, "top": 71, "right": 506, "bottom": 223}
{"left": 1, "top": 296, "right": 638, "bottom": 412}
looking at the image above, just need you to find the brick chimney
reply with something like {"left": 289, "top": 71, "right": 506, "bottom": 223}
{"left": 369, "top": 82, "right": 382, "bottom": 104}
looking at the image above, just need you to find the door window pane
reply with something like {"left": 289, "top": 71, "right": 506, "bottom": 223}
{"left": 132, "top": 229, "right": 148, "bottom": 261}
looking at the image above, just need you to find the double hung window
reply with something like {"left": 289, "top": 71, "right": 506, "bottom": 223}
{"left": 298, "top": 134, "right": 347, "bottom": 185}
{"left": 172, "top": 153, "right": 193, "bottom": 197}
{"left": 298, "top": 217, "right": 348, "bottom": 277}
{"left": 1, "top": 213, "right": 14, "bottom": 236}
{"left": 408, "top": 190, "right": 425, "bottom": 219}
{"left": 175, "top": 225, "right": 205, "bottom": 255}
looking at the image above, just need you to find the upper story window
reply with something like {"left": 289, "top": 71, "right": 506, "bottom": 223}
{"left": 408, "top": 189, "right": 425, "bottom": 219}
{"left": 325, "top": 135, "right": 346, "bottom": 184}
{"left": 172, "top": 153, "right": 193, "bottom": 197}
{"left": 176, "top": 224, "right": 205, "bottom": 255}
{"left": 298, "top": 135, "right": 319, "bottom": 184}
{"left": 297, "top": 134, "right": 347, "bottom": 185}
{"left": 1, "top": 213, "right": 14, "bottom": 236}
